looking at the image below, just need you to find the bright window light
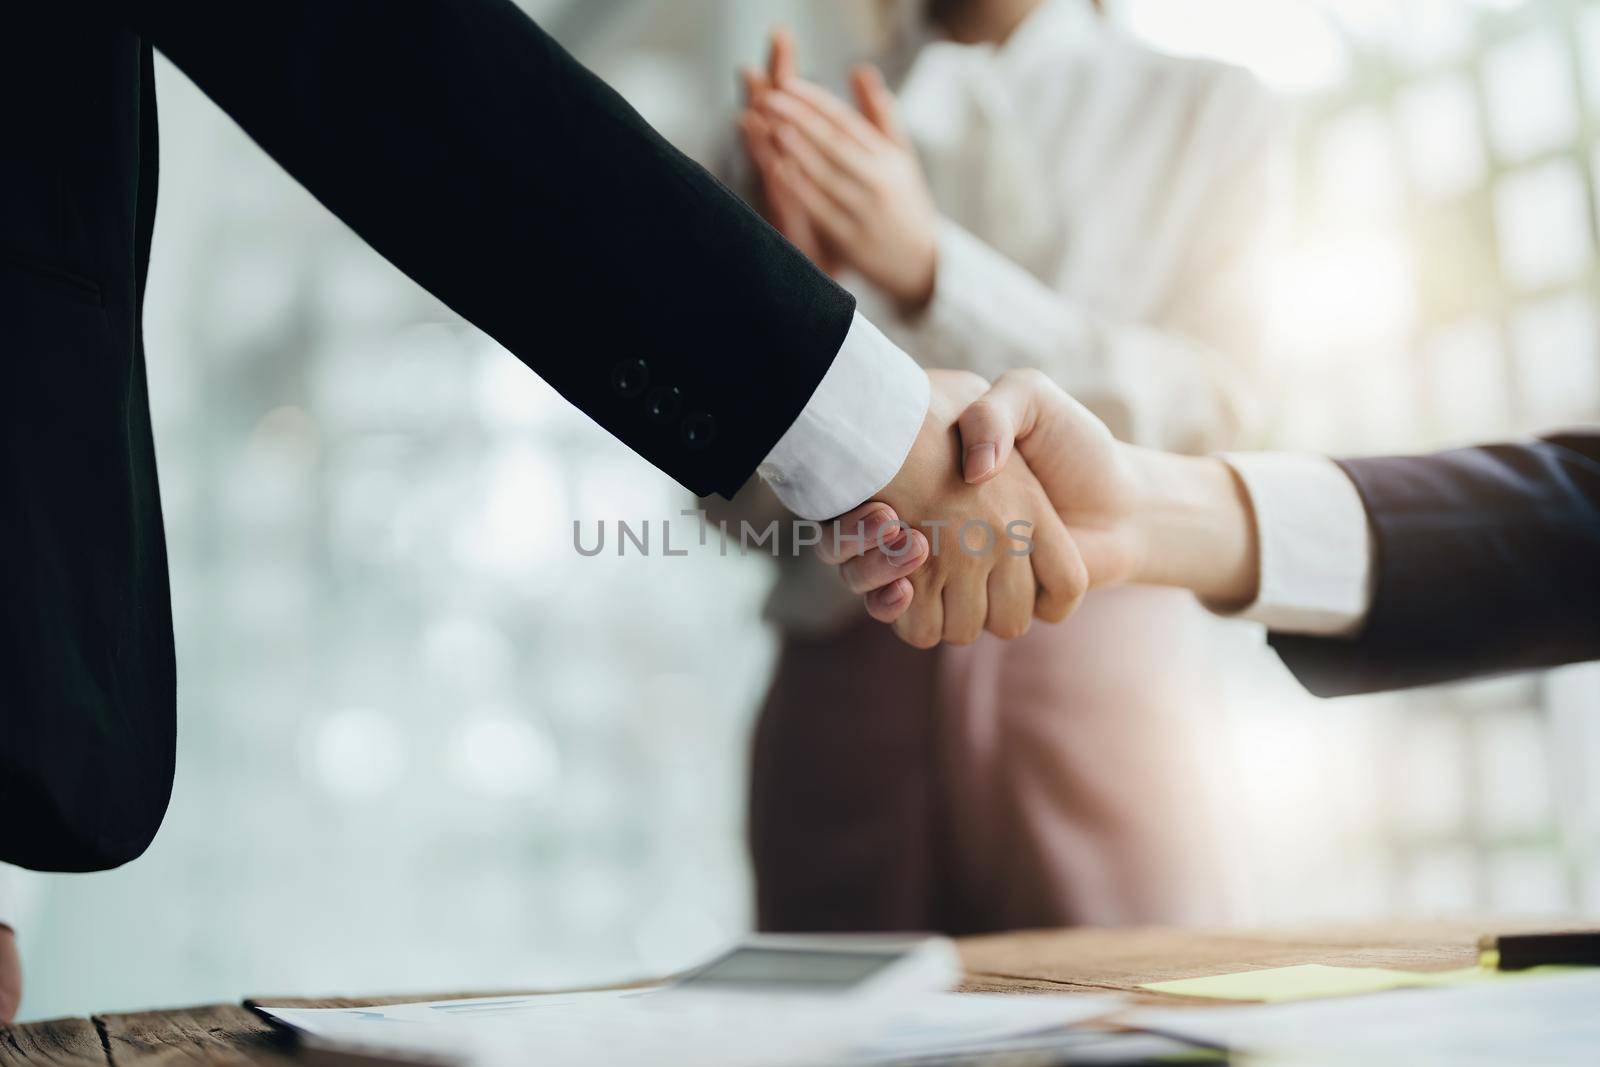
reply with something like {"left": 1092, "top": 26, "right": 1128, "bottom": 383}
{"left": 1314, "top": 106, "right": 1404, "bottom": 226}
{"left": 1394, "top": 75, "right": 1487, "bottom": 200}
{"left": 1482, "top": 26, "right": 1579, "bottom": 162}
{"left": 1266, "top": 235, "right": 1418, "bottom": 355}
{"left": 1510, "top": 291, "right": 1600, "bottom": 424}
{"left": 449, "top": 712, "right": 561, "bottom": 799}
{"left": 304, "top": 708, "right": 407, "bottom": 800}
{"left": 1493, "top": 160, "right": 1594, "bottom": 291}
{"left": 1421, "top": 316, "right": 1511, "bottom": 442}
{"left": 1121, "top": 0, "right": 1350, "bottom": 93}
{"left": 1582, "top": 4, "right": 1600, "bottom": 111}
{"left": 1386, "top": 0, "right": 1475, "bottom": 68}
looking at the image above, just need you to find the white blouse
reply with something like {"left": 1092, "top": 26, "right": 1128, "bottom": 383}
{"left": 870, "top": 0, "right": 1278, "bottom": 451}
{"left": 766, "top": 0, "right": 1284, "bottom": 629}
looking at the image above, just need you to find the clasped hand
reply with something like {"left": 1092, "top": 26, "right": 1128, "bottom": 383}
{"left": 820, "top": 370, "right": 1088, "bottom": 648}
{"left": 827, "top": 369, "right": 1263, "bottom": 644}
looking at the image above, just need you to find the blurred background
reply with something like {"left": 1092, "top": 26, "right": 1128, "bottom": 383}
{"left": 13, "top": 0, "right": 1600, "bottom": 1020}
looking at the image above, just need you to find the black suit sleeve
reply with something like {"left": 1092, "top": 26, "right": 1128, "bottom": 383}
{"left": 103, "top": 0, "right": 856, "bottom": 498}
{"left": 1269, "top": 433, "right": 1600, "bottom": 697}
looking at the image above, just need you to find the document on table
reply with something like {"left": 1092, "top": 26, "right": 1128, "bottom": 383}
{"left": 259, "top": 988, "right": 1127, "bottom": 1067}
{"left": 1139, "top": 962, "right": 1577, "bottom": 1002}
{"left": 1124, "top": 968, "right": 1600, "bottom": 1066}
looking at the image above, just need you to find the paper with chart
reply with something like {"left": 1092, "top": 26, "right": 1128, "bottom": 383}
{"left": 259, "top": 988, "right": 1126, "bottom": 1067}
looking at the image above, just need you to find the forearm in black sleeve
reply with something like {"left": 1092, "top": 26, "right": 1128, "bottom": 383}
{"left": 101, "top": 0, "right": 853, "bottom": 497}
{"left": 1269, "top": 434, "right": 1600, "bottom": 697}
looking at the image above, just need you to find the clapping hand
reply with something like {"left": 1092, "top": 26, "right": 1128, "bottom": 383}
{"left": 738, "top": 29, "right": 941, "bottom": 310}
{"left": 739, "top": 28, "right": 840, "bottom": 275}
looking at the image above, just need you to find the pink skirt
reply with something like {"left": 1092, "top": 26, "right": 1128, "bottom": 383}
{"left": 749, "top": 586, "right": 1239, "bottom": 934}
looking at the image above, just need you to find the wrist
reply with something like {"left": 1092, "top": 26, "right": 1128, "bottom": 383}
{"left": 880, "top": 369, "right": 986, "bottom": 514}
{"left": 882, "top": 228, "right": 939, "bottom": 315}
{"left": 1126, "top": 450, "right": 1258, "bottom": 606}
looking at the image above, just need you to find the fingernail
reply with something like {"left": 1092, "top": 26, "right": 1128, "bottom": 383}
{"left": 965, "top": 443, "right": 996, "bottom": 482}
{"left": 893, "top": 529, "right": 927, "bottom": 561}
{"left": 881, "top": 580, "right": 908, "bottom": 606}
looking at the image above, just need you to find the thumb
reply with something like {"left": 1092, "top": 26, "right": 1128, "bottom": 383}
{"left": 957, "top": 371, "right": 1047, "bottom": 484}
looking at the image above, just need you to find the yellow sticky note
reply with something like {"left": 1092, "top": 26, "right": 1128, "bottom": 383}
{"left": 1141, "top": 964, "right": 1489, "bottom": 1003}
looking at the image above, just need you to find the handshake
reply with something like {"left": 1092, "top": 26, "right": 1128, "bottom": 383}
{"left": 824, "top": 369, "right": 1261, "bottom": 646}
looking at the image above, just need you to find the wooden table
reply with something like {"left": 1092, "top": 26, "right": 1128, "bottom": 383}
{"left": 2, "top": 919, "right": 1581, "bottom": 1066}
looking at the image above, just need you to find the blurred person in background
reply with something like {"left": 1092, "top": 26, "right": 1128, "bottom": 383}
{"left": 725, "top": 0, "right": 1281, "bottom": 933}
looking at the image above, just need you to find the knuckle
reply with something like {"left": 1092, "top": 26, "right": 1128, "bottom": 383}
{"left": 911, "top": 556, "right": 944, "bottom": 590}
{"left": 1068, "top": 556, "right": 1091, "bottom": 597}
{"left": 988, "top": 614, "right": 1031, "bottom": 641}
{"left": 893, "top": 610, "right": 940, "bottom": 650}
{"left": 1000, "top": 367, "right": 1051, "bottom": 397}
{"left": 1068, "top": 581, "right": 1089, "bottom": 611}
{"left": 962, "top": 398, "right": 996, "bottom": 425}
{"left": 1034, "top": 591, "right": 1071, "bottom": 624}
{"left": 951, "top": 370, "right": 988, "bottom": 395}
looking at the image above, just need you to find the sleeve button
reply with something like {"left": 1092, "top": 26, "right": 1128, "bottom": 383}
{"left": 682, "top": 412, "right": 717, "bottom": 451}
{"left": 646, "top": 385, "right": 683, "bottom": 423}
{"left": 610, "top": 358, "right": 650, "bottom": 399}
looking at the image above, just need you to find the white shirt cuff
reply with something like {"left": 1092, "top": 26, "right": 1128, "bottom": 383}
{"left": 0, "top": 864, "right": 15, "bottom": 932}
{"left": 757, "top": 312, "right": 930, "bottom": 520}
{"left": 1217, "top": 452, "right": 1374, "bottom": 636}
